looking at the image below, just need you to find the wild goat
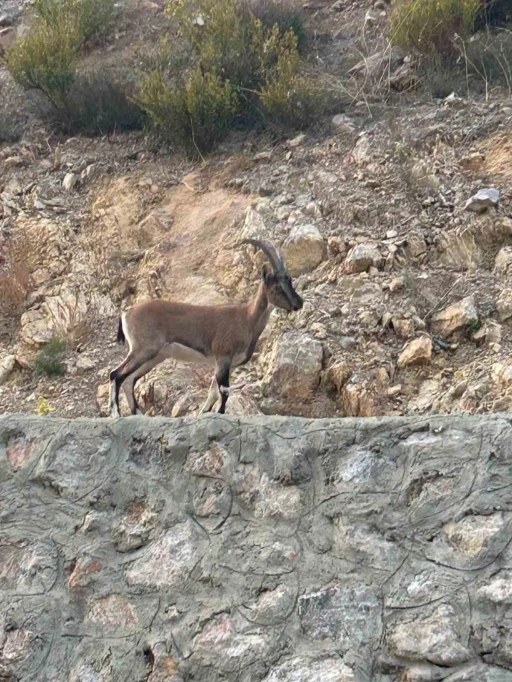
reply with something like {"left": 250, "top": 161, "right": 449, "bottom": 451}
{"left": 108, "top": 239, "right": 303, "bottom": 418}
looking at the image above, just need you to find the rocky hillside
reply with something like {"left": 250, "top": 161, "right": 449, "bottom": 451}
{"left": 1, "top": 0, "right": 512, "bottom": 419}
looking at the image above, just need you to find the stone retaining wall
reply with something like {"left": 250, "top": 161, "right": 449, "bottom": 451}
{"left": 1, "top": 414, "right": 512, "bottom": 681}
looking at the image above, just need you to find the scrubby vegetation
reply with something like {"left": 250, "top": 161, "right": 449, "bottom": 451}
{"left": 137, "top": 0, "right": 340, "bottom": 156}
{"left": 55, "top": 70, "right": 144, "bottom": 134}
{"left": 389, "top": 0, "right": 481, "bottom": 55}
{"left": 3, "top": 0, "right": 336, "bottom": 146}
{"left": 4, "top": 0, "right": 140, "bottom": 133}
{"left": 34, "top": 337, "right": 67, "bottom": 377}
{"left": 247, "top": 0, "right": 308, "bottom": 53}
{"left": 464, "top": 30, "right": 512, "bottom": 90}
{"left": 388, "top": 0, "right": 512, "bottom": 98}
{"left": 0, "top": 234, "right": 35, "bottom": 323}
{"left": 32, "top": 0, "right": 118, "bottom": 46}
{"left": 6, "top": 19, "right": 80, "bottom": 108}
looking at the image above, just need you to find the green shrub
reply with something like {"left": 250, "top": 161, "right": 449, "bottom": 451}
{"left": 34, "top": 0, "right": 118, "bottom": 46}
{"left": 168, "top": 0, "right": 268, "bottom": 89}
{"left": 56, "top": 70, "right": 144, "bottom": 134}
{"left": 6, "top": 21, "right": 79, "bottom": 107}
{"left": 5, "top": 0, "right": 125, "bottom": 128}
{"left": 246, "top": 0, "right": 307, "bottom": 53}
{"left": 138, "top": 68, "right": 238, "bottom": 155}
{"left": 138, "top": 0, "right": 330, "bottom": 154}
{"left": 260, "top": 39, "right": 339, "bottom": 129}
{"left": 261, "top": 72, "right": 337, "bottom": 129}
{"left": 390, "top": 0, "right": 481, "bottom": 55}
{"left": 34, "top": 337, "right": 67, "bottom": 377}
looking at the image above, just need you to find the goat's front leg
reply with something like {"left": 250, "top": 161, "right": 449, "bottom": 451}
{"left": 200, "top": 375, "right": 220, "bottom": 414}
{"left": 215, "top": 358, "right": 231, "bottom": 414}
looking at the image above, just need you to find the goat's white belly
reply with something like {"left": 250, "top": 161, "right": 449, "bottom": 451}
{"left": 163, "top": 343, "right": 215, "bottom": 366}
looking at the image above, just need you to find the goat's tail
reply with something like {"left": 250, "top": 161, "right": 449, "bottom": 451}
{"left": 117, "top": 317, "right": 125, "bottom": 344}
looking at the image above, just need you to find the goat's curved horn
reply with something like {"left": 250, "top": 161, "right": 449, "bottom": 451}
{"left": 240, "top": 238, "right": 285, "bottom": 273}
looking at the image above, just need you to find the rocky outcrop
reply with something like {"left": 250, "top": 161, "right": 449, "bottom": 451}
{"left": 1, "top": 414, "right": 512, "bottom": 681}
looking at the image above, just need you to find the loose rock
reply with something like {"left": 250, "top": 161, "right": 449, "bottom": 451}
{"left": 331, "top": 114, "right": 357, "bottom": 135}
{"left": 430, "top": 296, "right": 479, "bottom": 337}
{"left": 63, "top": 173, "right": 78, "bottom": 192}
{"left": 0, "top": 355, "right": 16, "bottom": 385}
{"left": 397, "top": 337, "right": 432, "bottom": 368}
{"left": 283, "top": 224, "right": 326, "bottom": 276}
{"left": 495, "top": 247, "right": 512, "bottom": 275}
{"left": 496, "top": 289, "right": 512, "bottom": 322}
{"left": 464, "top": 188, "right": 500, "bottom": 213}
{"left": 287, "top": 134, "right": 306, "bottom": 149}
{"left": 269, "top": 331, "right": 323, "bottom": 400}
{"left": 345, "top": 243, "right": 382, "bottom": 274}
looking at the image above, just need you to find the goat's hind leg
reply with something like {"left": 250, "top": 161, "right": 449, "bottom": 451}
{"left": 108, "top": 349, "right": 158, "bottom": 418}
{"left": 122, "top": 352, "right": 168, "bottom": 415}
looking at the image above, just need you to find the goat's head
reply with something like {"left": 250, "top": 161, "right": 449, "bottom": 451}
{"left": 241, "top": 239, "right": 303, "bottom": 312}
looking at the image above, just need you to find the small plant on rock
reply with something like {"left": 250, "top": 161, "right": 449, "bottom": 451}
{"left": 34, "top": 337, "right": 67, "bottom": 377}
{"left": 37, "top": 396, "right": 55, "bottom": 416}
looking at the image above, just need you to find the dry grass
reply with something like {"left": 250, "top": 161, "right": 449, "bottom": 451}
{"left": 390, "top": 0, "right": 480, "bottom": 55}
{"left": 0, "top": 234, "right": 36, "bottom": 319}
{"left": 46, "top": 296, "right": 94, "bottom": 351}
{"left": 479, "top": 132, "right": 512, "bottom": 183}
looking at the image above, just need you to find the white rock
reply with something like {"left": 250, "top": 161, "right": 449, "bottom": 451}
{"left": 444, "top": 513, "right": 505, "bottom": 557}
{"left": 345, "top": 243, "right": 382, "bottom": 273}
{"left": 496, "top": 289, "right": 512, "bottom": 322}
{"left": 331, "top": 114, "right": 356, "bottom": 135}
{"left": 478, "top": 571, "right": 512, "bottom": 604}
{"left": 76, "top": 354, "right": 95, "bottom": 371}
{"left": 269, "top": 331, "right": 323, "bottom": 401}
{"left": 0, "top": 355, "right": 16, "bottom": 385}
{"left": 19, "top": 309, "right": 53, "bottom": 347}
{"left": 63, "top": 173, "right": 78, "bottom": 192}
{"left": 125, "top": 521, "right": 208, "bottom": 587}
{"left": 351, "top": 134, "right": 372, "bottom": 165}
{"left": 283, "top": 224, "right": 326, "bottom": 276}
{"left": 388, "top": 604, "right": 472, "bottom": 666}
{"left": 263, "top": 656, "right": 355, "bottom": 682}
{"left": 240, "top": 206, "right": 267, "bottom": 242}
{"left": 464, "top": 188, "right": 500, "bottom": 213}
{"left": 287, "top": 134, "right": 306, "bottom": 149}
